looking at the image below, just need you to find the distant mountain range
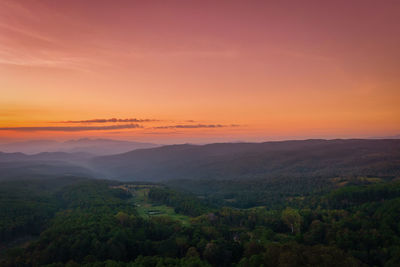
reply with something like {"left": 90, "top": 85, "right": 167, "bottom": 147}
{"left": 0, "top": 139, "right": 399, "bottom": 182}
{"left": 0, "top": 151, "right": 92, "bottom": 162}
{"left": 372, "top": 134, "right": 400, "bottom": 139}
{"left": 91, "top": 139, "right": 400, "bottom": 181}
{"left": 0, "top": 138, "right": 159, "bottom": 155}
{"left": 0, "top": 150, "right": 97, "bottom": 180}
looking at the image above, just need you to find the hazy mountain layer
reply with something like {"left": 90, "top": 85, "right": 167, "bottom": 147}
{"left": 91, "top": 139, "right": 400, "bottom": 181}
{"left": 0, "top": 138, "right": 159, "bottom": 155}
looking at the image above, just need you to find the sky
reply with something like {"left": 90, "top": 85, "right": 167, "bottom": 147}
{"left": 0, "top": 0, "right": 399, "bottom": 144}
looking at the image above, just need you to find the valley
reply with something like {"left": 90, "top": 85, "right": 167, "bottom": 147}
{"left": 1, "top": 139, "right": 399, "bottom": 266}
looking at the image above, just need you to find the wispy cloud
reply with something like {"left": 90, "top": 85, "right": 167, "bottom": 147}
{"left": 0, "top": 124, "right": 142, "bottom": 132}
{"left": 154, "top": 124, "right": 240, "bottom": 129}
{"left": 0, "top": 1, "right": 98, "bottom": 72}
{"left": 58, "top": 118, "right": 158, "bottom": 123}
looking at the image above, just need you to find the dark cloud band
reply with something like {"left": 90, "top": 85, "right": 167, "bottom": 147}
{"left": 0, "top": 124, "right": 142, "bottom": 132}
{"left": 154, "top": 124, "right": 239, "bottom": 129}
{"left": 59, "top": 118, "right": 157, "bottom": 123}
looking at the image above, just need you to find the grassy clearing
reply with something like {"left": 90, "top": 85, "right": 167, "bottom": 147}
{"left": 127, "top": 187, "right": 190, "bottom": 226}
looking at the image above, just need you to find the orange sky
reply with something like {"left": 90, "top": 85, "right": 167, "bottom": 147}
{"left": 0, "top": 0, "right": 399, "bottom": 143}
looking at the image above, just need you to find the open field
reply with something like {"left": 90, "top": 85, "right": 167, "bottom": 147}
{"left": 125, "top": 186, "right": 190, "bottom": 226}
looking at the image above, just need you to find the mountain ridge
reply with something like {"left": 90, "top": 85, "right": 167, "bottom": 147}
{"left": 91, "top": 139, "right": 400, "bottom": 181}
{"left": 0, "top": 138, "right": 160, "bottom": 155}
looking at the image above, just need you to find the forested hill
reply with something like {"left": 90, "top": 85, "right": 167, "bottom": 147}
{"left": 91, "top": 139, "right": 400, "bottom": 181}
{"left": 0, "top": 152, "right": 95, "bottom": 181}
{"left": 2, "top": 174, "right": 400, "bottom": 266}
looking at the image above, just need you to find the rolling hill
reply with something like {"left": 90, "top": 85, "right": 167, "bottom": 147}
{"left": 0, "top": 138, "right": 159, "bottom": 155}
{"left": 91, "top": 139, "right": 400, "bottom": 181}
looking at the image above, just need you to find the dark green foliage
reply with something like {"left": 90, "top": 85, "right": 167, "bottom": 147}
{"left": 166, "top": 175, "right": 341, "bottom": 210}
{"left": 148, "top": 187, "right": 209, "bottom": 216}
{"left": 2, "top": 178, "right": 400, "bottom": 266}
{"left": 326, "top": 181, "right": 400, "bottom": 208}
{"left": 0, "top": 177, "right": 88, "bottom": 244}
{"left": 238, "top": 243, "right": 363, "bottom": 267}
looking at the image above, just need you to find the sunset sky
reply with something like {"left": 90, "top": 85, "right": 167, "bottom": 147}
{"left": 1, "top": 0, "right": 399, "bottom": 143}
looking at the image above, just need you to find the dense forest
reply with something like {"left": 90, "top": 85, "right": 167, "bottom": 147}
{"left": 1, "top": 173, "right": 400, "bottom": 266}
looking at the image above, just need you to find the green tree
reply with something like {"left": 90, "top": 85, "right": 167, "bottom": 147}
{"left": 282, "top": 208, "right": 302, "bottom": 234}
